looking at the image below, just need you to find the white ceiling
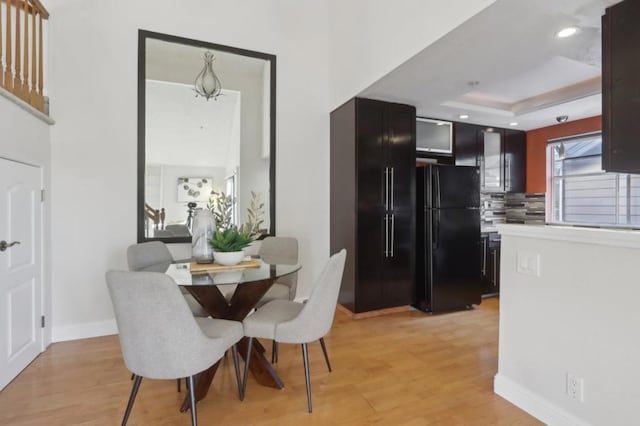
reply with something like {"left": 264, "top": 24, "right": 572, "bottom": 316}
{"left": 146, "top": 38, "right": 267, "bottom": 89}
{"left": 360, "top": 0, "right": 620, "bottom": 131}
{"left": 145, "top": 80, "right": 241, "bottom": 169}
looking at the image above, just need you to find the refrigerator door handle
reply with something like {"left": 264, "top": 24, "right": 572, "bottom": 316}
{"left": 432, "top": 210, "right": 439, "bottom": 251}
{"left": 390, "top": 213, "right": 395, "bottom": 257}
{"left": 384, "top": 213, "right": 389, "bottom": 257}
{"left": 390, "top": 167, "right": 395, "bottom": 211}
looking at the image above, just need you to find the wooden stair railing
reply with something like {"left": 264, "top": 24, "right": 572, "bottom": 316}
{"left": 144, "top": 203, "right": 166, "bottom": 230}
{"left": 0, "top": 0, "right": 49, "bottom": 113}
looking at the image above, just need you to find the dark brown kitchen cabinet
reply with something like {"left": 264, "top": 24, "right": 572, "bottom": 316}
{"left": 504, "top": 129, "right": 526, "bottom": 193}
{"left": 330, "top": 98, "right": 416, "bottom": 313}
{"left": 480, "top": 128, "right": 505, "bottom": 192}
{"left": 453, "top": 122, "right": 483, "bottom": 167}
{"left": 454, "top": 123, "right": 526, "bottom": 193}
{"left": 481, "top": 233, "right": 500, "bottom": 296}
{"left": 602, "top": 0, "right": 640, "bottom": 173}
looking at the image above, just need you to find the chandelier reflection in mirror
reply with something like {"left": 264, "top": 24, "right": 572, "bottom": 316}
{"left": 194, "top": 51, "right": 222, "bottom": 100}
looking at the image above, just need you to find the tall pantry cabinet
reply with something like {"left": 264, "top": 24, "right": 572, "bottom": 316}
{"left": 330, "top": 98, "right": 416, "bottom": 314}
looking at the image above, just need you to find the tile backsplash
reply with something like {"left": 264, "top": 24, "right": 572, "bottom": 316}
{"left": 481, "top": 192, "right": 545, "bottom": 232}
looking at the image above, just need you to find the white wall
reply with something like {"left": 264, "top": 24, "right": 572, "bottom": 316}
{"left": 237, "top": 66, "right": 269, "bottom": 230}
{"left": 47, "top": 0, "right": 330, "bottom": 340}
{"left": 495, "top": 225, "right": 640, "bottom": 426}
{"left": 145, "top": 82, "right": 241, "bottom": 169}
{"left": 327, "top": 0, "right": 496, "bottom": 109}
{"left": 152, "top": 165, "right": 225, "bottom": 227}
{"left": 0, "top": 93, "right": 52, "bottom": 346}
{"left": 44, "top": 0, "right": 501, "bottom": 341}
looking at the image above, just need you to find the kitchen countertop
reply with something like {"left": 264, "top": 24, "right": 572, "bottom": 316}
{"left": 497, "top": 223, "right": 640, "bottom": 248}
{"left": 481, "top": 228, "right": 498, "bottom": 234}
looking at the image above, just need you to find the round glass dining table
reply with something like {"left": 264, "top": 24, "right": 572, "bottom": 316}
{"left": 151, "top": 259, "right": 301, "bottom": 411}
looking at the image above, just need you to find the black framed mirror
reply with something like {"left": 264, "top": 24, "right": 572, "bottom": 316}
{"left": 138, "top": 30, "right": 276, "bottom": 243}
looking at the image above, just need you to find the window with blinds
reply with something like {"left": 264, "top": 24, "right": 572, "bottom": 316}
{"left": 548, "top": 133, "right": 640, "bottom": 226}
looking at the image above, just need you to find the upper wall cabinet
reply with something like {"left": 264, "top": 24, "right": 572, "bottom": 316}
{"left": 453, "top": 123, "right": 525, "bottom": 193}
{"left": 481, "top": 130, "right": 504, "bottom": 191}
{"left": 504, "top": 129, "right": 526, "bottom": 193}
{"left": 602, "top": 0, "right": 640, "bottom": 173}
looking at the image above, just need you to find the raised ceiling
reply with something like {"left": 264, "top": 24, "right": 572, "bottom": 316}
{"left": 360, "top": 0, "right": 620, "bottom": 131}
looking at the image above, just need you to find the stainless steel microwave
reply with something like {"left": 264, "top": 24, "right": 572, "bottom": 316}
{"left": 416, "top": 117, "right": 453, "bottom": 154}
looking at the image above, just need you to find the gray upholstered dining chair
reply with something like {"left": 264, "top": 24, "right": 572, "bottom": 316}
{"left": 241, "top": 249, "right": 346, "bottom": 413}
{"left": 255, "top": 236, "right": 299, "bottom": 363}
{"left": 106, "top": 271, "right": 244, "bottom": 426}
{"left": 127, "top": 241, "right": 208, "bottom": 318}
{"left": 256, "top": 236, "right": 299, "bottom": 305}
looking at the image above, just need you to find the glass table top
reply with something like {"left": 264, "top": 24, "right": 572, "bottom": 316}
{"left": 142, "top": 259, "right": 301, "bottom": 286}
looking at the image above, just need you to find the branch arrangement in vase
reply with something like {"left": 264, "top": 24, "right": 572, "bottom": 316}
{"left": 206, "top": 190, "right": 265, "bottom": 238}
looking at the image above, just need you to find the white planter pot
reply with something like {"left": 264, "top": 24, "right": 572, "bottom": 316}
{"left": 213, "top": 250, "right": 245, "bottom": 266}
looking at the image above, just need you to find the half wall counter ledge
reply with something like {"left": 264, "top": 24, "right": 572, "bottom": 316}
{"left": 494, "top": 223, "right": 640, "bottom": 426}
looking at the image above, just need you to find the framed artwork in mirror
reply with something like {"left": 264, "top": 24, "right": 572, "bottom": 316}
{"left": 137, "top": 30, "right": 276, "bottom": 243}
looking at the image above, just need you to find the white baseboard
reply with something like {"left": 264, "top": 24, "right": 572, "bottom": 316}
{"left": 494, "top": 373, "right": 589, "bottom": 426}
{"left": 52, "top": 319, "right": 118, "bottom": 343}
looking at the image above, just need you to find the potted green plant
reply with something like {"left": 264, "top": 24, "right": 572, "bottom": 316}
{"left": 208, "top": 227, "right": 255, "bottom": 266}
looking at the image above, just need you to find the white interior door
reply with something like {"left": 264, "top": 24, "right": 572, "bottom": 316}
{"left": 0, "top": 158, "right": 42, "bottom": 391}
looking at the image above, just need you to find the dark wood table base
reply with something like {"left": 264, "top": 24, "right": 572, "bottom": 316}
{"left": 180, "top": 277, "right": 284, "bottom": 411}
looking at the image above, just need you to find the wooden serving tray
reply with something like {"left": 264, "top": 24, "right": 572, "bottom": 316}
{"left": 190, "top": 259, "right": 261, "bottom": 274}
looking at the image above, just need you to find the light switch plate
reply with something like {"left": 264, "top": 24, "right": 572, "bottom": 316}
{"left": 516, "top": 251, "right": 541, "bottom": 277}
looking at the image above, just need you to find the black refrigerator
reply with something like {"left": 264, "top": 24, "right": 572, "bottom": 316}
{"left": 413, "top": 164, "right": 481, "bottom": 313}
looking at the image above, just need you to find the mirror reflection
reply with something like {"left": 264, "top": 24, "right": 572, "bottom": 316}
{"left": 139, "top": 31, "right": 275, "bottom": 242}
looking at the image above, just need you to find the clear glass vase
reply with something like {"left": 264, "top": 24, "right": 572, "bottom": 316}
{"left": 191, "top": 209, "right": 216, "bottom": 263}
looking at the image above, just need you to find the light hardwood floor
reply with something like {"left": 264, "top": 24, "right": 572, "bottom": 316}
{"left": 0, "top": 297, "right": 541, "bottom": 425}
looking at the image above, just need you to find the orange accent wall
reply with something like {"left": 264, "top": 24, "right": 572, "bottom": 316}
{"left": 526, "top": 116, "right": 602, "bottom": 193}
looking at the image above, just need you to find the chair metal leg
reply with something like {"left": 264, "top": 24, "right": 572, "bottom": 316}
{"left": 122, "top": 375, "right": 143, "bottom": 426}
{"left": 241, "top": 337, "right": 253, "bottom": 401}
{"left": 231, "top": 344, "right": 243, "bottom": 400}
{"left": 188, "top": 375, "right": 198, "bottom": 426}
{"left": 319, "top": 338, "right": 332, "bottom": 372}
{"left": 271, "top": 340, "right": 278, "bottom": 364}
{"left": 301, "top": 343, "right": 312, "bottom": 413}
{"left": 177, "top": 378, "right": 181, "bottom": 392}
{"left": 130, "top": 373, "right": 134, "bottom": 380}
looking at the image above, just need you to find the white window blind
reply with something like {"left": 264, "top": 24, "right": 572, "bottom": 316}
{"left": 548, "top": 133, "right": 640, "bottom": 227}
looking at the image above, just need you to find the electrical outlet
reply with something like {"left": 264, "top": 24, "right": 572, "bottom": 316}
{"left": 567, "top": 374, "right": 584, "bottom": 402}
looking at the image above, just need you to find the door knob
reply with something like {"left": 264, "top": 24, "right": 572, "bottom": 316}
{"left": 0, "top": 241, "right": 20, "bottom": 252}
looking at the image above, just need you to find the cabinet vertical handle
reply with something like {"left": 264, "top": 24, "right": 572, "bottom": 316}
{"left": 384, "top": 214, "right": 389, "bottom": 257}
{"left": 384, "top": 167, "right": 389, "bottom": 211}
{"left": 390, "top": 167, "right": 395, "bottom": 211}
{"left": 434, "top": 167, "right": 441, "bottom": 209}
{"left": 506, "top": 157, "right": 511, "bottom": 191}
{"left": 492, "top": 251, "right": 497, "bottom": 287}
{"left": 390, "top": 213, "right": 395, "bottom": 258}
{"left": 481, "top": 239, "right": 487, "bottom": 275}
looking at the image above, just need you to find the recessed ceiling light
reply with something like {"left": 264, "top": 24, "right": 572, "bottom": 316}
{"left": 509, "top": 122, "right": 518, "bottom": 126}
{"left": 556, "top": 27, "right": 578, "bottom": 38}
{"left": 459, "top": 114, "right": 469, "bottom": 119}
